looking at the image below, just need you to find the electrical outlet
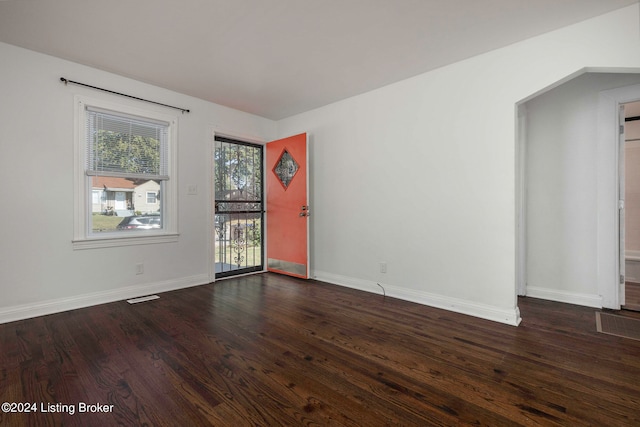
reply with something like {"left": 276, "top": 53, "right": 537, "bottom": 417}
{"left": 136, "top": 263, "right": 144, "bottom": 275}
{"left": 379, "top": 262, "right": 387, "bottom": 273}
{"left": 187, "top": 185, "right": 198, "bottom": 195}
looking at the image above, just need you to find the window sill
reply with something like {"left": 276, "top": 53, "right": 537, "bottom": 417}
{"left": 72, "top": 233, "right": 179, "bottom": 250}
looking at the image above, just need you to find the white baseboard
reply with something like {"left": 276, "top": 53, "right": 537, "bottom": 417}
{"left": 0, "top": 274, "right": 210, "bottom": 324}
{"left": 525, "top": 286, "right": 602, "bottom": 308}
{"left": 626, "top": 250, "right": 640, "bottom": 262}
{"left": 312, "top": 270, "right": 522, "bottom": 326}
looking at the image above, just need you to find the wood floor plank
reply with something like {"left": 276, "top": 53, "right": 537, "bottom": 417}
{"left": 1, "top": 273, "right": 640, "bottom": 426}
{"left": 624, "top": 282, "right": 640, "bottom": 311}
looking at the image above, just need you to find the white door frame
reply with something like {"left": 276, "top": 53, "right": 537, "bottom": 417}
{"left": 597, "top": 83, "right": 640, "bottom": 309}
{"left": 618, "top": 104, "right": 626, "bottom": 308}
{"left": 516, "top": 104, "right": 528, "bottom": 297}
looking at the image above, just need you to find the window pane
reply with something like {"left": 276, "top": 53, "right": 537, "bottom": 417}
{"left": 90, "top": 176, "right": 162, "bottom": 233}
{"left": 214, "top": 140, "right": 262, "bottom": 201}
{"left": 86, "top": 108, "right": 168, "bottom": 179}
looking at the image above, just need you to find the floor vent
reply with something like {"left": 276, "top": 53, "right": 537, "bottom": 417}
{"left": 596, "top": 311, "right": 640, "bottom": 341}
{"left": 127, "top": 295, "right": 160, "bottom": 304}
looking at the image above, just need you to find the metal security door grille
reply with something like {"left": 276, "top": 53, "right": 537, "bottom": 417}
{"left": 214, "top": 136, "right": 264, "bottom": 278}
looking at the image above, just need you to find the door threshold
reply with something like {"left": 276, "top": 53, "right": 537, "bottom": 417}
{"left": 215, "top": 270, "right": 267, "bottom": 281}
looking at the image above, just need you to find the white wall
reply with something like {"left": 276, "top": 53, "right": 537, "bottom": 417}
{"left": 276, "top": 5, "right": 640, "bottom": 324}
{"left": 0, "top": 42, "right": 276, "bottom": 323}
{"left": 525, "top": 73, "right": 640, "bottom": 307}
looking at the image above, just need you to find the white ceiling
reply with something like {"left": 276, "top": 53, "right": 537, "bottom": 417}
{"left": 0, "top": 0, "right": 637, "bottom": 119}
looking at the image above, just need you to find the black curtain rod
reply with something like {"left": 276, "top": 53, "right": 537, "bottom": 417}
{"left": 626, "top": 116, "right": 640, "bottom": 122}
{"left": 60, "top": 77, "right": 190, "bottom": 114}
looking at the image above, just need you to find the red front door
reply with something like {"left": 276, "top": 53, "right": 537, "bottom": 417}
{"left": 266, "top": 133, "right": 309, "bottom": 278}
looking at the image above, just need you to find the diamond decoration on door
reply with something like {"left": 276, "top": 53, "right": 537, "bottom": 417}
{"left": 273, "top": 149, "right": 299, "bottom": 189}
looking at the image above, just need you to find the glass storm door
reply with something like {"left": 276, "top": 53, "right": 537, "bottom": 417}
{"left": 214, "top": 136, "right": 264, "bottom": 278}
{"left": 266, "top": 133, "right": 310, "bottom": 278}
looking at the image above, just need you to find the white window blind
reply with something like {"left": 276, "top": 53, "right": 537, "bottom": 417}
{"left": 86, "top": 107, "right": 169, "bottom": 180}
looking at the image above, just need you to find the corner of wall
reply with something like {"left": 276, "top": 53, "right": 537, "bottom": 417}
{"left": 313, "top": 270, "right": 522, "bottom": 326}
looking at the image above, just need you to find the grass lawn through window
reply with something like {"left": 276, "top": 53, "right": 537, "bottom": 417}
{"left": 92, "top": 214, "right": 122, "bottom": 232}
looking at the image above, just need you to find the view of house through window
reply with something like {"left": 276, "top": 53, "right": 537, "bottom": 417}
{"left": 91, "top": 176, "right": 162, "bottom": 232}
{"left": 86, "top": 107, "right": 168, "bottom": 234}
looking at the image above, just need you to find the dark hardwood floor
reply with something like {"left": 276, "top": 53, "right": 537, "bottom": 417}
{"left": 624, "top": 281, "right": 640, "bottom": 311}
{"left": 1, "top": 273, "right": 639, "bottom": 426}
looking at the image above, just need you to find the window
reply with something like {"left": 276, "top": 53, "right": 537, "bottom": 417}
{"left": 74, "top": 96, "right": 178, "bottom": 249}
{"left": 92, "top": 190, "right": 102, "bottom": 204}
{"left": 146, "top": 191, "right": 157, "bottom": 204}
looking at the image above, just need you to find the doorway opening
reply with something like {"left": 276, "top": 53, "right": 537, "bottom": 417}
{"left": 518, "top": 72, "right": 640, "bottom": 312}
{"left": 622, "top": 101, "right": 640, "bottom": 311}
{"left": 214, "top": 136, "right": 264, "bottom": 278}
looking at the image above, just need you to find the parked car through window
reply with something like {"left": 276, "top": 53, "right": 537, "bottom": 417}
{"left": 116, "top": 215, "right": 161, "bottom": 230}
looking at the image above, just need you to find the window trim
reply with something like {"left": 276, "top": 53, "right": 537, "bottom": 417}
{"left": 73, "top": 95, "right": 178, "bottom": 249}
